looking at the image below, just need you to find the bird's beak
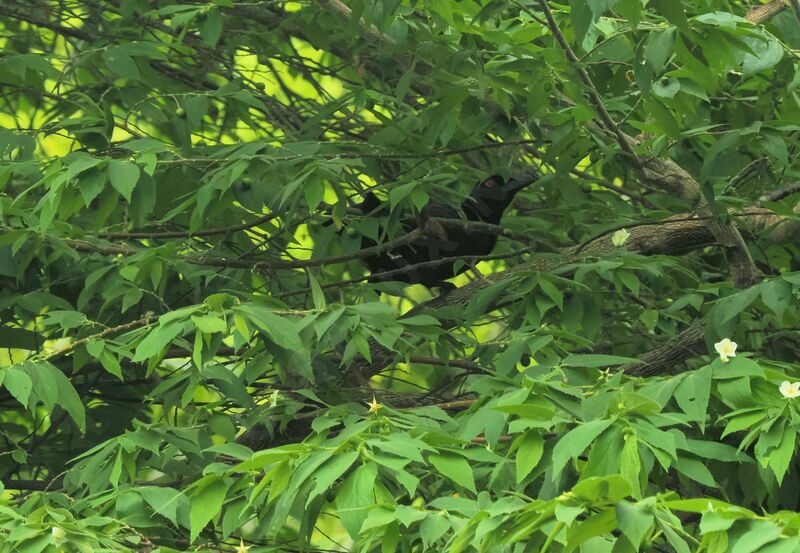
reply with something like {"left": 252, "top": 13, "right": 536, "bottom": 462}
{"left": 503, "top": 175, "right": 536, "bottom": 195}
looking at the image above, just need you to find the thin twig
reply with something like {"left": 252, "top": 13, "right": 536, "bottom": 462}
{"left": 531, "top": 0, "right": 639, "bottom": 163}
{"left": 99, "top": 213, "right": 280, "bottom": 239}
{"left": 39, "top": 316, "right": 157, "bottom": 362}
{"left": 758, "top": 182, "right": 800, "bottom": 205}
{"left": 276, "top": 245, "right": 537, "bottom": 298}
{"left": 60, "top": 228, "right": 425, "bottom": 270}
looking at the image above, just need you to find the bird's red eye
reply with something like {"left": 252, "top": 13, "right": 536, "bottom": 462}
{"left": 483, "top": 180, "right": 494, "bottom": 188}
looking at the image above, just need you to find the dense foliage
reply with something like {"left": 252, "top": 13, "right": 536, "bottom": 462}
{"left": 3, "top": 0, "right": 800, "bottom": 551}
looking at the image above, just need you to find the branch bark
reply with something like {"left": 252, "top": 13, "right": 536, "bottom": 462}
{"left": 621, "top": 319, "right": 706, "bottom": 377}
{"left": 345, "top": 206, "right": 800, "bottom": 383}
{"left": 746, "top": 0, "right": 791, "bottom": 24}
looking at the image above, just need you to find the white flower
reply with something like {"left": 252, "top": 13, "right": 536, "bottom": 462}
{"left": 714, "top": 338, "right": 737, "bottom": 363}
{"left": 612, "top": 228, "right": 630, "bottom": 246}
{"left": 779, "top": 381, "right": 800, "bottom": 399}
{"left": 51, "top": 527, "right": 66, "bottom": 543}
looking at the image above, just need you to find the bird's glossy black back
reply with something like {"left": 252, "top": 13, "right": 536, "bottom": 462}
{"left": 353, "top": 174, "right": 534, "bottom": 287}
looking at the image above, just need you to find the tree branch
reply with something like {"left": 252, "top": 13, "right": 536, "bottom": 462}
{"left": 314, "top": 0, "right": 396, "bottom": 47}
{"left": 99, "top": 213, "right": 281, "bottom": 240}
{"left": 59, "top": 228, "right": 424, "bottom": 270}
{"left": 533, "top": 0, "right": 639, "bottom": 162}
{"left": 345, "top": 205, "right": 798, "bottom": 383}
{"left": 534, "top": 0, "right": 762, "bottom": 289}
{"left": 745, "top": 0, "right": 792, "bottom": 24}
{"left": 621, "top": 319, "right": 707, "bottom": 376}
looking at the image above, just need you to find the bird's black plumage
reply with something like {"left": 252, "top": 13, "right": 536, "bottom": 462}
{"left": 355, "top": 175, "right": 534, "bottom": 287}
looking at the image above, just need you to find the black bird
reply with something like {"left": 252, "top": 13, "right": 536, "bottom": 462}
{"left": 355, "top": 174, "right": 535, "bottom": 287}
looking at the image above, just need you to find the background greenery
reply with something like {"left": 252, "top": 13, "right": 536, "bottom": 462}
{"left": 2, "top": 0, "right": 800, "bottom": 551}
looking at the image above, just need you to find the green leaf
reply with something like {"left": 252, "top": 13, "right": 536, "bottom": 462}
{"left": 722, "top": 411, "right": 767, "bottom": 438}
{"left": 713, "top": 286, "right": 761, "bottom": 326}
{"left": 400, "top": 314, "right": 439, "bottom": 326}
{"left": 563, "top": 354, "right": 638, "bottom": 367}
{"left": 191, "top": 314, "right": 228, "bottom": 334}
{"left": 495, "top": 341, "right": 527, "bottom": 374}
{"left": 198, "top": 8, "right": 223, "bottom": 47}
{"left": 657, "top": 516, "right": 690, "bottom": 553}
{"left": 713, "top": 356, "right": 764, "bottom": 380}
{"left": 107, "top": 160, "right": 141, "bottom": 202}
{"left": 235, "top": 445, "right": 303, "bottom": 472}
{"left": 201, "top": 364, "right": 254, "bottom": 408}
{"left": 674, "top": 366, "right": 711, "bottom": 429}
{"left": 683, "top": 439, "right": 751, "bottom": 463}
{"left": 138, "top": 486, "right": 183, "bottom": 525}
{"left": 2, "top": 367, "right": 32, "bottom": 407}
{"left": 34, "top": 361, "right": 86, "bottom": 431}
{"left": 133, "top": 322, "right": 184, "bottom": 361}
{"left": 389, "top": 181, "right": 419, "bottom": 210}
{"left": 570, "top": 0, "right": 593, "bottom": 49}
{"left": 768, "top": 426, "right": 795, "bottom": 485}
{"left": 184, "top": 95, "right": 210, "bottom": 128}
{"left": 564, "top": 508, "right": 617, "bottom": 553}
{"left": 360, "top": 507, "right": 397, "bottom": 532}
{"left": 615, "top": 501, "right": 653, "bottom": 547}
{"left": 395, "top": 61, "right": 417, "bottom": 102}
{"left": 307, "top": 451, "right": 359, "bottom": 505}
{"left": 336, "top": 462, "right": 378, "bottom": 539}
{"left": 307, "top": 271, "right": 327, "bottom": 310}
{"left": 394, "top": 505, "right": 426, "bottom": 528}
{"left": 674, "top": 455, "right": 717, "bottom": 487}
{"left": 700, "top": 510, "right": 736, "bottom": 534}
{"left": 538, "top": 278, "right": 564, "bottom": 310}
{"left": 620, "top": 434, "right": 642, "bottom": 499}
{"left": 552, "top": 419, "right": 615, "bottom": 480}
{"left": 740, "top": 36, "right": 783, "bottom": 76}
{"left": 651, "top": 0, "right": 688, "bottom": 32}
{"left": 615, "top": 0, "right": 641, "bottom": 26}
{"left": 588, "top": 0, "right": 619, "bottom": 18}
{"left": 729, "top": 521, "right": 782, "bottom": 553}
{"left": 761, "top": 278, "right": 792, "bottom": 319}
{"left": 189, "top": 478, "right": 227, "bottom": 542}
{"left": 761, "top": 132, "right": 788, "bottom": 167}
{"left": 428, "top": 453, "right": 476, "bottom": 493}
{"left": 515, "top": 430, "right": 544, "bottom": 483}
{"left": 78, "top": 170, "right": 107, "bottom": 206}
{"left": 104, "top": 46, "right": 141, "bottom": 79}
{"left": 420, "top": 513, "right": 451, "bottom": 549}
{"left": 644, "top": 27, "right": 675, "bottom": 72}
{"left": 494, "top": 399, "right": 555, "bottom": 420}
{"left": 234, "top": 305, "right": 303, "bottom": 351}
{"left": 652, "top": 77, "right": 680, "bottom": 99}
{"left": 573, "top": 475, "right": 631, "bottom": 502}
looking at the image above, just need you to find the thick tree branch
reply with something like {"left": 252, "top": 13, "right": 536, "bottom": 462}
{"left": 621, "top": 320, "right": 707, "bottom": 377}
{"left": 745, "top": 0, "right": 792, "bottom": 24}
{"left": 346, "top": 206, "right": 799, "bottom": 382}
{"left": 36, "top": 214, "right": 547, "bottom": 271}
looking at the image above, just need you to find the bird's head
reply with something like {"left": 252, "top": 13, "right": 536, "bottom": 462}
{"left": 468, "top": 174, "right": 535, "bottom": 221}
